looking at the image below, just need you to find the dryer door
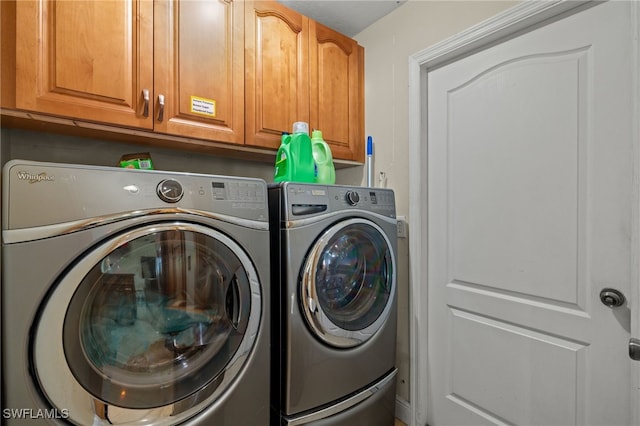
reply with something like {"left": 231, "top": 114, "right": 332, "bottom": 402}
{"left": 300, "top": 218, "right": 396, "bottom": 348}
{"left": 33, "top": 222, "right": 262, "bottom": 425}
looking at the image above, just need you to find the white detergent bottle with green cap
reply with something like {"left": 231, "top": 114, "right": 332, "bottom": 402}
{"left": 311, "top": 130, "right": 335, "bottom": 184}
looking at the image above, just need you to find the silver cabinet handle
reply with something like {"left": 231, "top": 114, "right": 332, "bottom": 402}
{"left": 157, "top": 94, "right": 165, "bottom": 122}
{"left": 142, "top": 89, "right": 150, "bottom": 117}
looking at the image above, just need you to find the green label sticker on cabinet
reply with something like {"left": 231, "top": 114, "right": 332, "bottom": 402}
{"left": 190, "top": 96, "right": 216, "bottom": 117}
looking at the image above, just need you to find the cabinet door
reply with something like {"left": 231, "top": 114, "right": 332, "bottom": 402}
{"left": 154, "top": 0, "right": 244, "bottom": 144}
{"left": 16, "top": 0, "right": 153, "bottom": 129}
{"left": 310, "top": 21, "right": 364, "bottom": 162}
{"left": 245, "top": 0, "right": 309, "bottom": 149}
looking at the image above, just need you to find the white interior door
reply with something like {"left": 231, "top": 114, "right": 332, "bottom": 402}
{"left": 427, "top": 2, "right": 635, "bottom": 425}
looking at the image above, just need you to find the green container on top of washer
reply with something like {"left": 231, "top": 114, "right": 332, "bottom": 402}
{"left": 311, "top": 130, "right": 336, "bottom": 184}
{"left": 274, "top": 122, "right": 316, "bottom": 183}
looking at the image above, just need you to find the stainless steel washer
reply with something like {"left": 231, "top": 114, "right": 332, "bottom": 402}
{"left": 1, "top": 160, "right": 270, "bottom": 425}
{"left": 269, "top": 182, "right": 398, "bottom": 426}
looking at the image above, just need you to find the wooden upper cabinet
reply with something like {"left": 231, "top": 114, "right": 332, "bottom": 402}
{"left": 310, "top": 21, "right": 364, "bottom": 162}
{"left": 10, "top": 0, "right": 363, "bottom": 161}
{"left": 15, "top": 0, "right": 244, "bottom": 144}
{"left": 154, "top": 0, "right": 244, "bottom": 144}
{"left": 245, "top": 1, "right": 309, "bottom": 149}
{"left": 16, "top": 0, "right": 154, "bottom": 129}
{"left": 246, "top": 1, "right": 364, "bottom": 161}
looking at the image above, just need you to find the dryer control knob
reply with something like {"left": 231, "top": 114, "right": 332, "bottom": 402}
{"left": 157, "top": 179, "right": 184, "bottom": 203}
{"left": 345, "top": 190, "right": 360, "bottom": 206}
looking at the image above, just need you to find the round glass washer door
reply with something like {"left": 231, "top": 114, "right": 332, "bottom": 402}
{"left": 300, "top": 218, "right": 396, "bottom": 348}
{"left": 33, "top": 222, "right": 262, "bottom": 423}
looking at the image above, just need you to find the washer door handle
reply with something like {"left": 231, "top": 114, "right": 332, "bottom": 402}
{"left": 226, "top": 276, "right": 242, "bottom": 329}
{"left": 308, "top": 297, "right": 317, "bottom": 313}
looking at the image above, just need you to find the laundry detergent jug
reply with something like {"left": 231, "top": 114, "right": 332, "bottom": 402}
{"left": 274, "top": 123, "right": 316, "bottom": 183}
{"left": 311, "top": 130, "right": 335, "bottom": 184}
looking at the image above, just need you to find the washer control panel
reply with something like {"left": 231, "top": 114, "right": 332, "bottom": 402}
{"left": 3, "top": 160, "right": 269, "bottom": 229}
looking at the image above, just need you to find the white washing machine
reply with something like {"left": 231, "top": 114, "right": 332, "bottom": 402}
{"left": 1, "top": 160, "right": 270, "bottom": 425}
{"left": 268, "top": 182, "right": 398, "bottom": 426}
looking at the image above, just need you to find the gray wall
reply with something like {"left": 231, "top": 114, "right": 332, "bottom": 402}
{"left": 1, "top": 128, "right": 276, "bottom": 178}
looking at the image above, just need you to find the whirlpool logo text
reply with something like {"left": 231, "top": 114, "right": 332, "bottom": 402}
{"left": 16, "top": 171, "right": 55, "bottom": 183}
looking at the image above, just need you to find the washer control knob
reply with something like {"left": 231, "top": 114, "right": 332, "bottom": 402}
{"left": 157, "top": 179, "right": 184, "bottom": 203}
{"left": 345, "top": 190, "right": 360, "bottom": 206}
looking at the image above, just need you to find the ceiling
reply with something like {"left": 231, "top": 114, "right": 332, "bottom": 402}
{"left": 277, "top": 0, "right": 408, "bottom": 38}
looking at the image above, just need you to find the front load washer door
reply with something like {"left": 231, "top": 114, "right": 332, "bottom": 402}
{"left": 300, "top": 218, "right": 396, "bottom": 348}
{"left": 33, "top": 222, "right": 262, "bottom": 425}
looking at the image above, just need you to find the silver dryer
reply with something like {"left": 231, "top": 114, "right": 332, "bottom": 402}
{"left": 269, "top": 182, "right": 398, "bottom": 426}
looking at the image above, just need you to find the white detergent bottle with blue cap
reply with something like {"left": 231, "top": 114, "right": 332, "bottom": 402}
{"left": 311, "top": 129, "right": 335, "bottom": 184}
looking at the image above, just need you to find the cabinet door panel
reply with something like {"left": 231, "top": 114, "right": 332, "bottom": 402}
{"left": 245, "top": 0, "right": 309, "bottom": 149}
{"left": 310, "top": 21, "right": 364, "bottom": 162}
{"left": 16, "top": 0, "right": 153, "bottom": 128}
{"left": 154, "top": 0, "right": 244, "bottom": 144}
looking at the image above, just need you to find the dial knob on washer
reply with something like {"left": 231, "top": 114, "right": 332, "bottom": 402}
{"left": 157, "top": 179, "right": 184, "bottom": 203}
{"left": 345, "top": 190, "right": 360, "bottom": 206}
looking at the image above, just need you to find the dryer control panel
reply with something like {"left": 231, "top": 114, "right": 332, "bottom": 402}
{"left": 283, "top": 183, "right": 396, "bottom": 219}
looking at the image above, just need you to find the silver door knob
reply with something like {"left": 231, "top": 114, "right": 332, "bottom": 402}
{"left": 599, "top": 288, "right": 626, "bottom": 307}
{"left": 630, "top": 338, "right": 640, "bottom": 361}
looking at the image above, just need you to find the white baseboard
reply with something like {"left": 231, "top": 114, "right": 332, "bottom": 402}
{"left": 395, "top": 396, "right": 410, "bottom": 424}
